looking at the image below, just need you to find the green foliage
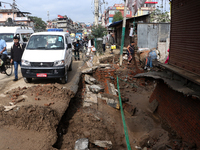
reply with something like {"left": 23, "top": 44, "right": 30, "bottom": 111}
{"left": 91, "top": 25, "right": 107, "bottom": 38}
{"left": 150, "top": 9, "right": 170, "bottom": 23}
{"left": 112, "top": 11, "right": 123, "bottom": 23}
{"left": 90, "top": 25, "right": 107, "bottom": 55}
{"left": 28, "top": 16, "right": 47, "bottom": 31}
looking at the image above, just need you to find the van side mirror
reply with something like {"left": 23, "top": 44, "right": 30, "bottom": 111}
{"left": 67, "top": 43, "right": 72, "bottom": 49}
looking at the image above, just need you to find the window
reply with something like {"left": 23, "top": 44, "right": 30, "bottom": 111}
{"left": 127, "top": 11, "right": 130, "bottom": 15}
{"left": 26, "top": 35, "right": 64, "bottom": 50}
{"left": 109, "top": 10, "right": 115, "bottom": 15}
{"left": 0, "top": 33, "right": 14, "bottom": 42}
{"left": 21, "top": 33, "right": 32, "bottom": 42}
{"left": 7, "top": 13, "right": 11, "bottom": 15}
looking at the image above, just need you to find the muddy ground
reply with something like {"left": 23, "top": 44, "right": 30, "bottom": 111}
{"left": 0, "top": 53, "right": 196, "bottom": 150}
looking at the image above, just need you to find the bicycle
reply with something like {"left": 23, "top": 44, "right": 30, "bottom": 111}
{"left": 0, "top": 54, "right": 13, "bottom": 76}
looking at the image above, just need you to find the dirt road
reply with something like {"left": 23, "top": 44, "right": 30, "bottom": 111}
{"left": 0, "top": 60, "right": 83, "bottom": 150}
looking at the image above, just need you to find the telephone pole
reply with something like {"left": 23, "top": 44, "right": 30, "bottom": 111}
{"left": 12, "top": 0, "right": 16, "bottom": 23}
{"left": 94, "top": 0, "right": 99, "bottom": 26}
{"left": 119, "top": 0, "right": 128, "bottom": 66}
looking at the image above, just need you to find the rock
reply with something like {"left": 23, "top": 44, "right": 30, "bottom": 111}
{"left": 74, "top": 138, "right": 89, "bottom": 150}
{"left": 99, "top": 64, "right": 111, "bottom": 68}
{"left": 83, "top": 131, "right": 91, "bottom": 138}
{"left": 98, "top": 93, "right": 119, "bottom": 109}
{"left": 149, "top": 99, "right": 159, "bottom": 112}
{"left": 84, "top": 75, "right": 98, "bottom": 85}
{"left": 109, "top": 83, "right": 117, "bottom": 96}
{"left": 84, "top": 92, "right": 97, "bottom": 104}
{"left": 93, "top": 140, "right": 112, "bottom": 149}
{"left": 123, "top": 103, "right": 136, "bottom": 116}
{"left": 89, "top": 85, "right": 104, "bottom": 93}
{"left": 82, "top": 68, "right": 93, "bottom": 74}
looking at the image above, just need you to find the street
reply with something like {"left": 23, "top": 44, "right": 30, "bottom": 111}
{"left": 0, "top": 60, "right": 83, "bottom": 150}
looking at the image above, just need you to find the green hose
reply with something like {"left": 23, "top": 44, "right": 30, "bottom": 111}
{"left": 117, "top": 76, "right": 132, "bottom": 150}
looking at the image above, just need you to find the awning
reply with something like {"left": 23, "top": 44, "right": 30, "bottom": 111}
{"left": 108, "top": 20, "right": 123, "bottom": 28}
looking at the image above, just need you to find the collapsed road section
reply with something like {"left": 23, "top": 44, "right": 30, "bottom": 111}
{"left": 0, "top": 62, "right": 83, "bottom": 150}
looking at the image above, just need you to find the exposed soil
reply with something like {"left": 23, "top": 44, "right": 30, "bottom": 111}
{"left": 0, "top": 83, "right": 75, "bottom": 150}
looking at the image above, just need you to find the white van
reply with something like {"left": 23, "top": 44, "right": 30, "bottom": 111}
{"left": 0, "top": 26, "right": 34, "bottom": 54}
{"left": 21, "top": 32, "right": 73, "bottom": 84}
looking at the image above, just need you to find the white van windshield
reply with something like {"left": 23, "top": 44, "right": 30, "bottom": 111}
{"left": 26, "top": 35, "right": 64, "bottom": 50}
{"left": 0, "top": 33, "right": 14, "bottom": 42}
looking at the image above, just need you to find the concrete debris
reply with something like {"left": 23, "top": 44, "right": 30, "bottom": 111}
{"left": 82, "top": 68, "right": 93, "bottom": 74}
{"left": 74, "top": 138, "right": 89, "bottom": 150}
{"left": 109, "top": 83, "right": 117, "bottom": 96}
{"left": 98, "top": 93, "right": 119, "bottom": 109}
{"left": 135, "top": 146, "right": 142, "bottom": 149}
{"left": 89, "top": 85, "right": 104, "bottom": 94}
{"left": 93, "top": 140, "right": 112, "bottom": 149}
{"left": 142, "top": 147, "right": 148, "bottom": 150}
{"left": 84, "top": 74, "right": 98, "bottom": 85}
{"left": 105, "top": 67, "right": 111, "bottom": 69}
{"left": 83, "top": 102, "right": 93, "bottom": 107}
{"left": 149, "top": 99, "right": 159, "bottom": 113}
{"left": 123, "top": 54, "right": 128, "bottom": 60}
{"left": 84, "top": 92, "right": 98, "bottom": 104}
{"left": 4, "top": 105, "right": 17, "bottom": 112}
{"left": 99, "top": 64, "right": 111, "bottom": 68}
{"left": 123, "top": 103, "right": 136, "bottom": 116}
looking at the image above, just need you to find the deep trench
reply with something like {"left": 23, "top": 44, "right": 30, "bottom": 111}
{"left": 52, "top": 76, "right": 83, "bottom": 149}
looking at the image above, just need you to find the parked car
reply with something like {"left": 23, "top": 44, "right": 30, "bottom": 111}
{"left": 0, "top": 26, "right": 34, "bottom": 54}
{"left": 21, "top": 32, "right": 73, "bottom": 84}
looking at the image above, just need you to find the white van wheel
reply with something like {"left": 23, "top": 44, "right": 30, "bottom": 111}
{"left": 61, "top": 71, "right": 68, "bottom": 84}
{"left": 24, "top": 77, "right": 32, "bottom": 83}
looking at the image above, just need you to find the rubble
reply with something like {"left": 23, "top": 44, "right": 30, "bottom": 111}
{"left": 74, "top": 138, "right": 89, "bottom": 150}
{"left": 88, "top": 85, "right": 104, "bottom": 93}
{"left": 93, "top": 140, "right": 112, "bottom": 149}
{"left": 84, "top": 75, "right": 98, "bottom": 85}
{"left": 4, "top": 105, "right": 17, "bottom": 111}
{"left": 98, "top": 93, "right": 119, "bottom": 109}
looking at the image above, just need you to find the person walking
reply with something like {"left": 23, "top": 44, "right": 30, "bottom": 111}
{"left": 73, "top": 40, "right": 81, "bottom": 60}
{"left": 108, "top": 33, "right": 115, "bottom": 54}
{"left": 102, "top": 34, "right": 107, "bottom": 53}
{"left": 0, "top": 37, "right": 7, "bottom": 74}
{"left": 10, "top": 35, "right": 24, "bottom": 81}
{"left": 127, "top": 41, "right": 135, "bottom": 65}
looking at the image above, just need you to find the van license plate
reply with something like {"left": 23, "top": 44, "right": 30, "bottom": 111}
{"left": 36, "top": 73, "right": 47, "bottom": 77}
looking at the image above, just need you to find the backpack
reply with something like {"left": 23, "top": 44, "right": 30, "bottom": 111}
{"left": 11, "top": 44, "right": 23, "bottom": 50}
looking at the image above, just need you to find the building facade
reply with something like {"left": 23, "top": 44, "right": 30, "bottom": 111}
{"left": 133, "top": 0, "right": 157, "bottom": 17}
{"left": 104, "top": 4, "right": 132, "bottom": 27}
{"left": 0, "top": 9, "right": 33, "bottom": 27}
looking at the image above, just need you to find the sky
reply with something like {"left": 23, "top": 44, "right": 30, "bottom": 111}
{"left": 2, "top": 0, "right": 169, "bottom": 23}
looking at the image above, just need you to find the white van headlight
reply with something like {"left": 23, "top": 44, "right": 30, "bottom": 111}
{"left": 22, "top": 60, "right": 31, "bottom": 66}
{"left": 54, "top": 60, "right": 64, "bottom": 66}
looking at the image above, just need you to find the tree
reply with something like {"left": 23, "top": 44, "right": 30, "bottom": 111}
{"left": 112, "top": 11, "right": 123, "bottom": 23}
{"left": 28, "top": 16, "right": 47, "bottom": 31}
{"left": 150, "top": 9, "right": 170, "bottom": 23}
{"left": 90, "top": 25, "right": 107, "bottom": 54}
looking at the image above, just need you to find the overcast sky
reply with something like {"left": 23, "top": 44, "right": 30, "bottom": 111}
{"left": 2, "top": 0, "right": 169, "bottom": 23}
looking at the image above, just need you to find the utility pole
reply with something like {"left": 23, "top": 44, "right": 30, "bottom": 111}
{"left": 119, "top": 0, "right": 128, "bottom": 66}
{"left": 94, "top": 0, "right": 99, "bottom": 26}
{"left": 47, "top": 11, "right": 49, "bottom": 21}
{"left": 12, "top": 0, "right": 16, "bottom": 23}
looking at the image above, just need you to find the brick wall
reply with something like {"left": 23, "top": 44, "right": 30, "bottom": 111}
{"left": 149, "top": 81, "right": 200, "bottom": 147}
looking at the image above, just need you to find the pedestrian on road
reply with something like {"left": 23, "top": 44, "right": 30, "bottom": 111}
{"left": 108, "top": 33, "right": 115, "bottom": 54}
{"left": 73, "top": 40, "right": 81, "bottom": 60}
{"left": 10, "top": 35, "right": 24, "bottom": 81}
{"left": 127, "top": 41, "right": 135, "bottom": 65}
{"left": 0, "top": 37, "right": 7, "bottom": 74}
{"left": 102, "top": 34, "right": 107, "bottom": 53}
